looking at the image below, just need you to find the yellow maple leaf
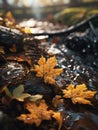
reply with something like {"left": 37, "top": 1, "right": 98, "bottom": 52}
{"left": 34, "top": 56, "right": 63, "bottom": 85}
{"left": 62, "top": 84, "right": 96, "bottom": 105}
{"left": 17, "top": 100, "right": 53, "bottom": 126}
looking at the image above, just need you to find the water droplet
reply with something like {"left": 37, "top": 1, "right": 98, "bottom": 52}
{"left": 94, "top": 39, "right": 97, "bottom": 43}
{"left": 94, "top": 53, "right": 98, "bottom": 56}
{"left": 93, "top": 62, "right": 96, "bottom": 65}
{"left": 76, "top": 66, "right": 80, "bottom": 70}
{"left": 88, "top": 45, "right": 90, "bottom": 48}
{"left": 68, "top": 65, "right": 71, "bottom": 68}
{"left": 73, "top": 66, "right": 76, "bottom": 71}
{"left": 70, "top": 59, "right": 74, "bottom": 62}
{"left": 82, "top": 49, "right": 86, "bottom": 53}
{"left": 7, "top": 71, "right": 10, "bottom": 75}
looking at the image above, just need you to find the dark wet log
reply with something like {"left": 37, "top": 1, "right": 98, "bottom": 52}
{"left": 0, "top": 26, "right": 23, "bottom": 52}
{"left": 0, "top": 62, "right": 28, "bottom": 87}
{"left": 0, "top": 15, "right": 98, "bottom": 52}
{"left": 28, "top": 14, "right": 98, "bottom": 37}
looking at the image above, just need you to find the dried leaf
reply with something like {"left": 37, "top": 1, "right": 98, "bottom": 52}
{"left": 1, "top": 96, "right": 10, "bottom": 105}
{"left": 12, "top": 85, "right": 30, "bottom": 101}
{"left": 52, "top": 112, "right": 63, "bottom": 130}
{"left": 52, "top": 37, "right": 60, "bottom": 43}
{"left": 4, "top": 85, "right": 42, "bottom": 102}
{"left": 7, "top": 55, "right": 32, "bottom": 66}
{"left": 28, "top": 94, "right": 43, "bottom": 101}
{"left": 17, "top": 100, "right": 53, "bottom": 126}
{"left": 9, "top": 44, "right": 17, "bottom": 53}
{"left": 4, "top": 87, "right": 12, "bottom": 98}
{"left": 52, "top": 95, "right": 64, "bottom": 108}
{"left": 16, "top": 56, "right": 32, "bottom": 66}
{"left": 5, "top": 11, "right": 15, "bottom": 26}
{"left": 0, "top": 46, "right": 5, "bottom": 54}
{"left": 34, "top": 56, "right": 63, "bottom": 85}
{"left": 0, "top": 84, "right": 8, "bottom": 94}
{"left": 4, "top": 85, "right": 30, "bottom": 102}
{"left": 62, "top": 84, "right": 96, "bottom": 105}
{"left": 13, "top": 85, "right": 24, "bottom": 96}
{"left": 24, "top": 27, "right": 31, "bottom": 34}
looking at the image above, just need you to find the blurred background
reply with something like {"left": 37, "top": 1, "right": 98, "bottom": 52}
{"left": 0, "top": 0, "right": 98, "bottom": 25}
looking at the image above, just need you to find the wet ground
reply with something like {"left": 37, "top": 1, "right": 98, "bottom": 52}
{"left": 0, "top": 17, "right": 98, "bottom": 130}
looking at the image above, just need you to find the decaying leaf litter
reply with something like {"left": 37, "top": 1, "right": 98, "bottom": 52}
{"left": 0, "top": 12, "right": 98, "bottom": 130}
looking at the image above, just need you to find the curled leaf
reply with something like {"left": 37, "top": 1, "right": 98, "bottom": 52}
{"left": 52, "top": 112, "right": 63, "bottom": 130}
{"left": 4, "top": 85, "right": 42, "bottom": 102}
{"left": 12, "top": 85, "right": 31, "bottom": 101}
{"left": 27, "top": 94, "right": 43, "bottom": 101}
{"left": 52, "top": 95, "right": 64, "bottom": 108}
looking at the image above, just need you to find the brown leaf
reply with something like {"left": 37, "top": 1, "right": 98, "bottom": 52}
{"left": 17, "top": 100, "right": 53, "bottom": 126}
{"left": 52, "top": 37, "right": 60, "bottom": 44}
{"left": 52, "top": 95, "right": 64, "bottom": 108}
{"left": 9, "top": 44, "right": 17, "bottom": 53}
{"left": 0, "top": 84, "right": 8, "bottom": 94}
{"left": 34, "top": 56, "right": 63, "bottom": 85}
{"left": 62, "top": 84, "right": 96, "bottom": 105}
{"left": 0, "top": 46, "right": 5, "bottom": 54}
{"left": 7, "top": 55, "right": 32, "bottom": 66}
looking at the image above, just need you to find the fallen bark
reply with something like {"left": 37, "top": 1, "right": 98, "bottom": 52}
{"left": 0, "top": 25, "right": 23, "bottom": 52}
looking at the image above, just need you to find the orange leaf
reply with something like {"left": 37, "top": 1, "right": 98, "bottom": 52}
{"left": 62, "top": 84, "right": 96, "bottom": 105}
{"left": 52, "top": 95, "right": 64, "bottom": 108}
{"left": 52, "top": 112, "right": 63, "bottom": 130}
{"left": 17, "top": 100, "right": 53, "bottom": 126}
{"left": 5, "top": 11, "right": 15, "bottom": 26}
{"left": 34, "top": 56, "right": 63, "bottom": 85}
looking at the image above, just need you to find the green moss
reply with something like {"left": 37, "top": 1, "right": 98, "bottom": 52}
{"left": 55, "top": 7, "right": 98, "bottom": 26}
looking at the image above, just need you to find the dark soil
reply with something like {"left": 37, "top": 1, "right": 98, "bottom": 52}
{"left": 0, "top": 17, "right": 98, "bottom": 130}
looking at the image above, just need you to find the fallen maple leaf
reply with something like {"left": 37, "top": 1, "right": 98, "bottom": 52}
{"left": 17, "top": 100, "right": 53, "bottom": 126}
{"left": 34, "top": 56, "right": 63, "bottom": 85}
{"left": 62, "top": 84, "right": 96, "bottom": 105}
